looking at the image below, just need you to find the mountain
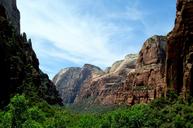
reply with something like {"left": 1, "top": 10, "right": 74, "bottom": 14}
{"left": 166, "top": 0, "right": 193, "bottom": 97}
{"left": 53, "top": 35, "right": 167, "bottom": 107}
{"left": 53, "top": 64, "right": 104, "bottom": 104}
{"left": 54, "top": 0, "right": 193, "bottom": 107}
{"left": 1, "top": 0, "right": 192, "bottom": 110}
{"left": 0, "top": 0, "right": 62, "bottom": 107}
{"left": 53, "top": 54, "right": 138, "bottom": 105}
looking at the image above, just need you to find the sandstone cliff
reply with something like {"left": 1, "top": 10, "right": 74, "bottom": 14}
{"left": 166, "top": 0, "right": 193, "bottom": 97}
{"left": 0, "top": 0, "right": 62, "bottom": 107}
{"left": 126, "top": 35, "right": 166, "bottom": 104}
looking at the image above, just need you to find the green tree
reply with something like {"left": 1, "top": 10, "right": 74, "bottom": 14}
{"left": 8, "top": 94, "right": 29, "bottom": 127}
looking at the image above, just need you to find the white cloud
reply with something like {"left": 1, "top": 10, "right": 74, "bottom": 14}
{"left": 17, "top": 0, "right": 132, "bottom": 67}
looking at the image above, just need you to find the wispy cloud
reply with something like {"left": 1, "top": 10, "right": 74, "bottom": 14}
{"left": 17, "top": 0, "right": 175, "bottom": 78}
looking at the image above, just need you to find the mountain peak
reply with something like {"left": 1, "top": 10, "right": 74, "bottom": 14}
{"left": 83, "top": 64, "right": 102, "bottom": 70}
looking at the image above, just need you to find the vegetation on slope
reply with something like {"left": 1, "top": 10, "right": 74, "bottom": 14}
{"left": 1, "top": 91, "right": 193, "bottom": 128}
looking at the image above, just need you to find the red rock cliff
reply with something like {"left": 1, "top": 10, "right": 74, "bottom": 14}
{"left": 166, "top": 0, "right": 193, "bottom": 96}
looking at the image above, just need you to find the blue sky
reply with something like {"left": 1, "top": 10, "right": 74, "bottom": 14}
{"left": 17, "top": 0, "right": 176, "bottom": 79}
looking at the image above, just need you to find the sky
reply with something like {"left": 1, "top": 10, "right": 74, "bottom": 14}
{"left": 17, "top": 0, "right": 176, "bottom": 79}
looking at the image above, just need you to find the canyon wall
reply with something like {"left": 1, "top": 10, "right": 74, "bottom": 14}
{"left": 166, "top": 0, "right": 193, "bottom": 97}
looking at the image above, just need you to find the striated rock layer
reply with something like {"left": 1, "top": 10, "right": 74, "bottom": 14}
{"left": 0, "top": 0, "right": 62, "bottom": 107}
{"left": 166, "top": 0, "right": 193, "bottom": 97}
{"left": 54, "top": 35, "right": 167, "bottom": 106}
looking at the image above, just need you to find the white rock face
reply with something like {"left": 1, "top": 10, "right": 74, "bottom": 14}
{"left": 106, "top": 54, "right": 138, "bottom": 76}
{"left": 109, "top": 60, "right": 124, "bottom": 73}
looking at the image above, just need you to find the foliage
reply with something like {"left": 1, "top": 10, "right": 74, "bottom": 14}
{"left": 1, "top": 93, "right": 193, "bottom": 128}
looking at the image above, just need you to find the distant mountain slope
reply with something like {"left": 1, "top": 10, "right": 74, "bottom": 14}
{"left": 53, "top": 64, "right": 105, "bottom": 104}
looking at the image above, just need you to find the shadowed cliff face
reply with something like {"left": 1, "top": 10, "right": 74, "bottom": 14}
{"left": 0, "top": 0, "right": 62, "bottom": 107}
{"left": 166, "top": 0, "right": 193, "bottom": 96}
{"left": 0, "top": 0, "right": 20, "bottom": 34}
